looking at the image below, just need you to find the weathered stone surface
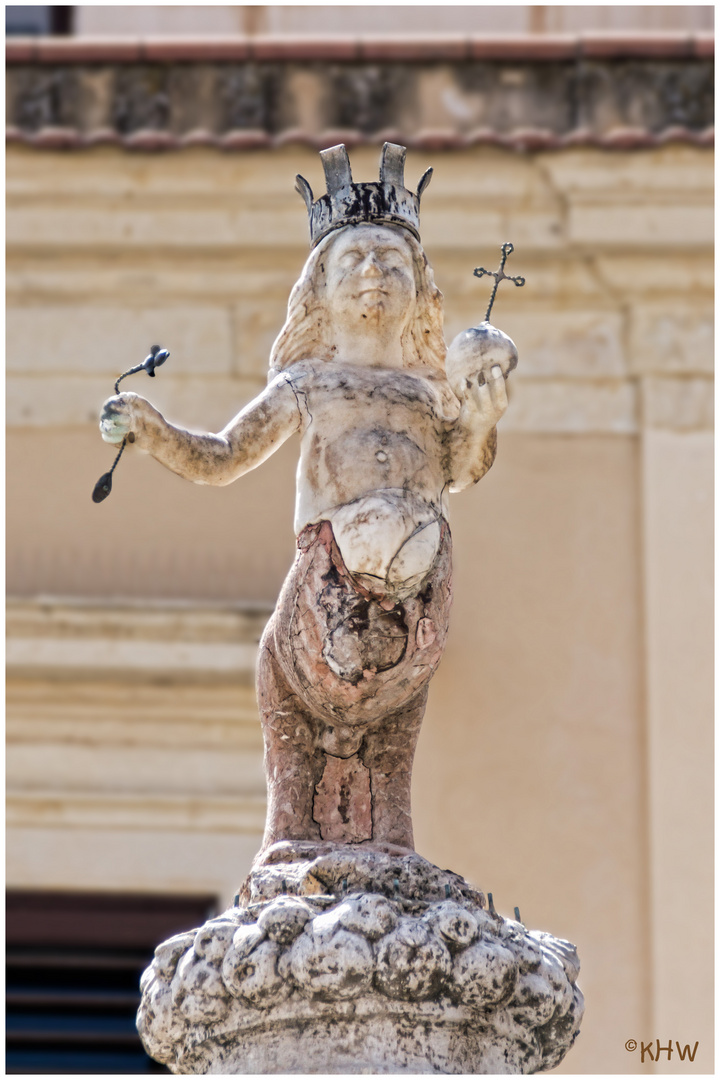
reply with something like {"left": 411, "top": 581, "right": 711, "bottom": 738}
{"left": 567, "top": 201, "right": 712, "bottom": 248}
{"left": 313, "top": 752, "right": 373, "bottom": 843}
{"left": 6, "top": 304, "right": 234, "bottom": 376}
{"left": 375, "top": 917, "right": 453, "bottom": 1001}
{"left": 286, "top": 923, "right": 375, "bottom": 1000}
{"left": 453, "top": 939, "right": 518, "bottom": 1006}
{"left": 629, "top": 304, "right": 714, "bottom": 375}
{"left": 7, "top": 53, "right": 712, "bottom": 139}
{"left": 503, "top": 378, "right": 637, "bottom": 434}
{"left": 506, "top": 310, "right": 626, "bottom": 379}
{"left": 641, "top": 375, "right": 713, "bottom": 430}
{"left": 137, "top": 852, "right": 584, "bottom": 1074}
{"left": 241, "top": 842, "right": 488, "bottom": 908}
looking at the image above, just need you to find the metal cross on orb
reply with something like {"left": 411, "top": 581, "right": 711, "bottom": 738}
{"left": 474, "top": 242, "right": 525, "bottom": 323}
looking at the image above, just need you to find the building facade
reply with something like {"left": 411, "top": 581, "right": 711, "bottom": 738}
{"left": 6, "top": 18, "right": 713, "bottom": 1073}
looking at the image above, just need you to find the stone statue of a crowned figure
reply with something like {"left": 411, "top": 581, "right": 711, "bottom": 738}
{"left": 100, "top": 142, "right": 518, "bottom": 860}
{"left": 104, "top": 143, "right": 583, "bottom": 1075}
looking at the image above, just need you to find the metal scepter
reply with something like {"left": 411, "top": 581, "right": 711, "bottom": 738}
{"left": 92, "top": 345, "right": 170, "bottom": 503}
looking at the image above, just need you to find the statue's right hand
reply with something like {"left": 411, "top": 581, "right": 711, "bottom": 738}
{"left": 99, "top": 392, "right": 148, "bottom": 445}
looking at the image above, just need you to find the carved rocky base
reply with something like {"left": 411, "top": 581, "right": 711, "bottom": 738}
{"left": 137, "top": 845, "right": 583, "bottom": 1074}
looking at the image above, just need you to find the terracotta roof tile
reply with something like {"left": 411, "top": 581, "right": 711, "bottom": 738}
{"left": 21, "top": 126, "right": 84, "bottom": 148}
{"left": 359, "top": 36, "right": 470, "bottom": 62}
{"left": 35, "top": 37, "right": 141, "bottom": 63}
{"left": 598, "top": 126, "right": 660, "bottom": 149}
{"left": 579, "top": 32, "right": 693, "bottom": 59}
{"left": 5, "top": 38, "right": 37, "bottom": 63}
{"left": 250, "top": 36, "right": 358, "bottom": 61}
{"left": 411, "top": 129, "right": 470, "bottom": 150}
{"left": 83, "top": 128, "right": 124, "bottom": 147}
{"left": 6, "top": 125, "right": 713, "bottom": 153}
{"left": 177, "top": 129, "right": 221, "bottom": 148}
{"left": 124, "top": 129, "right": 181, "bottom": 151}
{"left": 6, "top": 33, "right": 711, "bottom": 65}
{"left": 469, "top": 35, "right": 577, "bottom": 61}
{"left": 219, "top": 130, "right": 272, "bottom": 150}
{"left": 143, "top": 37, "right": 251, "bottom": 62}
{"left": 693, "top": 33, "right": 715, "bottom": 58}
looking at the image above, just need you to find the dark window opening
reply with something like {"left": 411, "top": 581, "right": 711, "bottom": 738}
{"left": 6, "top": 890, "right": 218, "bottom": 1074}
{"left": 6, "top": 6, "right": 73, "bottom": 35}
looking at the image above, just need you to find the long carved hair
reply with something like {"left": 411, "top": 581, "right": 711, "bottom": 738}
{"left": 269, "top": 225, "right": 451, "bottom": 394}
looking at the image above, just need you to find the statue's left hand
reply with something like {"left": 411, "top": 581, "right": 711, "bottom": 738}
{"left": 445, "top": 322, "right": 517, "bottom": 406}
{"left": 465, "top": 365, "right": 508, "bottom": 429}
{"left": 445, "top": 330, "right": 514, "bottom": 490}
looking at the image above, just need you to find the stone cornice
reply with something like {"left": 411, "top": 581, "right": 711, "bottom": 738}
{"left": 6, "top": 33, "right": 713, "bottom": 147}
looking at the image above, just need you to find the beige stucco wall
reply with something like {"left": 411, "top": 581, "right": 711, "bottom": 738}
{"left": 73, "top": 4, "right": 715, "bottom": 36}
{"left": 6, "top": 142, "right": 712, "bottom": 1072}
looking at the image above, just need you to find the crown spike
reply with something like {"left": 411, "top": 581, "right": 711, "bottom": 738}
{"left": 295, "top": 174, "right": 314, "bottom": 213}
{"left": 379, "top": 142, "right": 406, "bottom": 187}
{"left": 320, "top": 144, "right": 353, "bottom": 195}
{"left": 417, "top": 167, "right": 433, "bottom": 200}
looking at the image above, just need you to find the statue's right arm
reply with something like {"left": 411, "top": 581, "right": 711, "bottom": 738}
{"left": 99, "top": 371, "right": 307, "bottom": 486}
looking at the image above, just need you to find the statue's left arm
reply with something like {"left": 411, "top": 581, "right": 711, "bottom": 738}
{"left": 444, "top": 321, "right": 517, "bottom": 492}
{"left": 445, "top": 365, "right": 507, "bottom": 492}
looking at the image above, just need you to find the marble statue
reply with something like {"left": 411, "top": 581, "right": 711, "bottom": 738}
{"left": 104, "top": 144, "right": 583, "bottom": 1073}
{"left": 100, "top": 143, "right": 515, "bottom": 857}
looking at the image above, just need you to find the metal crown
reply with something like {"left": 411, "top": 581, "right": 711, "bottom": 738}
{"left": 295, "top": 142, "right": 433, "bottom": 249}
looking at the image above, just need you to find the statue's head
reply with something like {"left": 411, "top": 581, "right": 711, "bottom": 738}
{"left": 269, "top": 144, "right": 447, "bottom": 381}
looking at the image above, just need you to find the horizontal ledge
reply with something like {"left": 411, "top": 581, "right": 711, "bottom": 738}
{"left": 6, "top": 32, "right": 713, "bottom": 65}
{"left": 6, "top": 598, "right": 270, "bottom": 681}
{"left": 6, "top": 125, "right": 715, "bottom": 153}
{"left": 7, "top": 792, "right": 267, "bottom": 833}
{"left": 6, "top": 637, "right": 260, "bottom": 678}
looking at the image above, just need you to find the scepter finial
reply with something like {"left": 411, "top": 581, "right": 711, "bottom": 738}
{"left": 473, "top": 242, "right": 525, "bottom": 323}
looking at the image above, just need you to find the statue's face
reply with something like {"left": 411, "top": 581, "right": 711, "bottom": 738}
{"left": 323, "top": 224, "right": 416, "bottom": 329}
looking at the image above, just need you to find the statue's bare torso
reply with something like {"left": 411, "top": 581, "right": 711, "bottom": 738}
{"left": 289, "top": 360, "right": 451, "bottom": 590}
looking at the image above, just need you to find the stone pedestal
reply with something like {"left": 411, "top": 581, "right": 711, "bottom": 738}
{"left": 138, "top": 845, "right": 583, "bottom": 1074}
